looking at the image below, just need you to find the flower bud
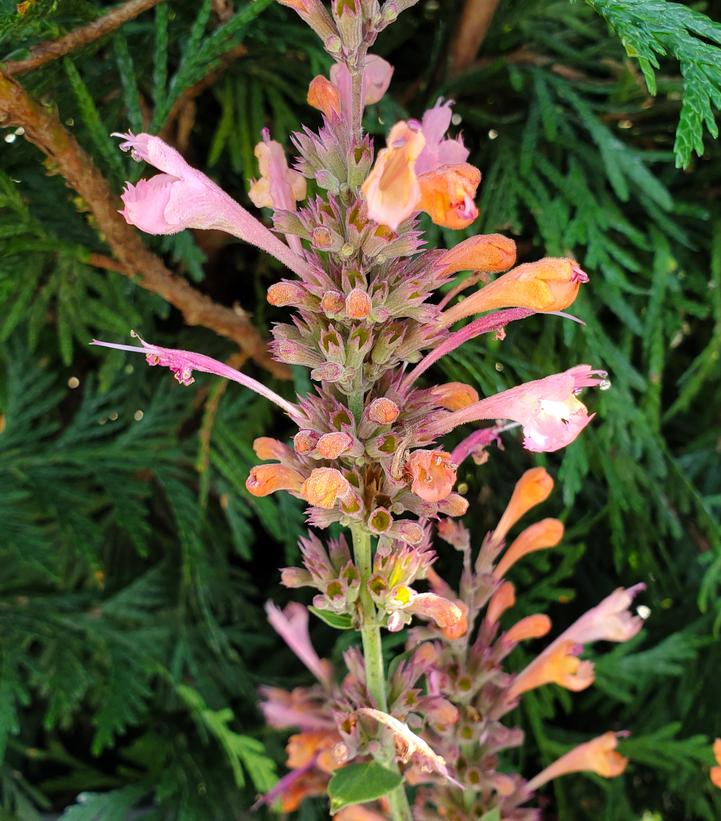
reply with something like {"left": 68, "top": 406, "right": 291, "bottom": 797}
{"left": 294, "top": 429, "right": 320, "bottom": 454}
{"left": 253, "top": 436, "right": 290, "bottom": 461}
{"left": 367, "top": 397, "right": 400, "bottom": 425}
{"left": 314, "top": 431, "right": 354, "bottom": 459}
{"left": 437, "top": 233, "right": 517, "bottom": 276}
{"left": 345, "top": 288, "right": 372, "bottom": 319}
{"left": 307, "top": 75, "right": 342, "bottom": 119}
{"left": 431, "top": 382, "right": 479, "bottom": 411}
{"left": 320, "top": 290, "right": 346, "bottom": 315}
{"left": 267, "top": 281, "right": 306, "bottom": 307}
{"left": 407, "top": 449, "right": 457, "bottom": 503}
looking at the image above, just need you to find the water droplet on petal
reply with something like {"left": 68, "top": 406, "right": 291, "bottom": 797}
{"left": 599, "top": 378, "right": 612, "bottom": 391}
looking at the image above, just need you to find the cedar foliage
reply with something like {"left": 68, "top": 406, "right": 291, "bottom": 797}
{"left": 0, "top": 0, "right": 720, "bottom": 818}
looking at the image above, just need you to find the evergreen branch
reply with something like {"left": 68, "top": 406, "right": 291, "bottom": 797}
{"left": 159, "top": 44, "right": 248, "bottom": 142}
{"left": 2, "top": 0, "right": 163, "bottom": 77}
{"left": 448, "top": 0, "right": 500, "bottom": 76}
{"left": 0, "top": 70, "right": 290, "bottom": 379}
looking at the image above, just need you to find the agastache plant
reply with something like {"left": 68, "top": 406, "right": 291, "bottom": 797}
{"left": 95, "top": 1, "right": 645, "bottom": 817}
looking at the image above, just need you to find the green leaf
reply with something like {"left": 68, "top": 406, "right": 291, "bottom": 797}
{"left": 308, "top": 607, "right": 353, "bottom": 630}
{"left": 328, "top": 762, "right": 403, "bottom": 813}
{"left": 479, "top": 809, "right": 502, "bottom": 821}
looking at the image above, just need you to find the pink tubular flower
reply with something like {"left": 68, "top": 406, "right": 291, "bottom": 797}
{"left": 563, "top": 584, "right": 647, "bottom": 644}
{"left": 113, "top": 131, "right": 311, "bottom": 278}
{"left": 91, "top": 334, "right": 299, "bottom": 418}
{"left": 423, "top": 365, "right": 606, "bottom": 453}
{"left": 330, "top": 54, "right": 394, "bottom": 106}
{"left": 527, "top": 732, "right": 629, "bottom": 791}
{"left": 551, "top": 584, "right": 646, "bottom": 649}
{"left": 387, "top": 589, "right": 464, "bottom": 633}
{"left": 249, "top": 129, "right": 307, "bottom": 211}
{"left": 265, "top": 602, "right": 332, "bottom": 688}
{"left": 407, "top": 449, "right": 457, "bottom": 502}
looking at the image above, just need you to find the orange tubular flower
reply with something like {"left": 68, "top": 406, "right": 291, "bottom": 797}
{"left": 504, "top": 614, "right": 552, "bottom": 643}
{"left": 509, "top": 638, "right": 595, "bottom": 699}
{"left": 711, "top": 738, "right": 721, "bottom": 788}
{"left": 486, "top": 581, "right": 516, "bottom": 625}
{"left": 417, "top": 163, "right": 481, "bottom": 230}
{"left": 437, "top": 233, "right": 518, "bottom": 276}
{"left": 527, "top": 732, "right": 629, "bottom": 791}
{"left": 307, "top": 75, "right": 342, "bottom": 118}
{"left": 361, "top": 122, "right": 426, "bottom": 230}
{"left": 492, "top": 467, "right": 554, "bottom": 544}
{"left": 431, "top": 382, "right": 479, "bottom": 410}
{"left": 301, "top": 467, "right": 351, "bottom": 508}
{"left": 494, "top": 518, "right": 564, "bottom": 579}
{"left": 407, "top": 449, "right": 457, "bottom": 503}
{"left": 440, "top": 257, "right": 588, "bottom": 327}
{"left": 246, "top": 464, "right": 304, "bottom": 497}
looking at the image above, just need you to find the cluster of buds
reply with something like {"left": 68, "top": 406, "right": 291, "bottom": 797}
{"left": 94, "top": 0, "right": 645, "bottom": 817}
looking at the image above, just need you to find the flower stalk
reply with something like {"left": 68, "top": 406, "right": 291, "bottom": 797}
{"left": 351, "top": 524, "right": 413, "bottom": 821}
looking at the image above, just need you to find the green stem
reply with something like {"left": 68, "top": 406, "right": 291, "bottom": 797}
{"left": 350, "top": 525, "right": 413, "bottom": 821}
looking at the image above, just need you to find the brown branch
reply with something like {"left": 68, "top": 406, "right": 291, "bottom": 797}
{"left": 448, "top": 0, "right": 501, "bottom": 77}
{"left": 3, "top": 0, "right": 163, "bottom": 77}
{"left": 0, "top": 70, "right": 289, "bottom": 379}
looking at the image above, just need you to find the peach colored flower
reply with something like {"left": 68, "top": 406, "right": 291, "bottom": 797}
{"left": 492, "top": 467, "right": 554, "bottom": 544}
{"left": 494, "top": 518, "right": 564, "bottom": 579}
{"left": 367, "top": 397, "right": 400, "bottom": 424}
{"left": 361, "top": 122, "right": 426, "bottom": 230}
{"left": 527, "top": 732, "right": 628, "bottom": 790}
{"left": 301, "top": 467, "right": 351, "bottom": 508}
{"left": 437, "top": 233, "right": 517, "bottom": 276}
{"left": 417, "top": 162, "right": 480, "bottom": 230}
{"left": 246, "top": 464, "right": 304, "bottom": 497}
{"left": 509, "top": 639, "right": 595, "bottom": 698}
{"left": 440, "top": 257, "right": 588, "bottom": 327}
{"left": 504, "top": 614, "right": 552, "bottom": 643}
{"left": 486, "top": 581, "right": 516, "bottom": 625}
{"left": 249, "top": 130, "right": 307, "bottom": 210}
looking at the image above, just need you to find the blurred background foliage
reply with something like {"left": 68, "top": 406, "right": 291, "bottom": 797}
{"left": 1, "top": 0, "right": 720, "bottom": 818}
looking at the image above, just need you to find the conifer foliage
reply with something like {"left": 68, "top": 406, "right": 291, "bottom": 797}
{"left": 0, "top": 0, "right": 720, "bottom": 818}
